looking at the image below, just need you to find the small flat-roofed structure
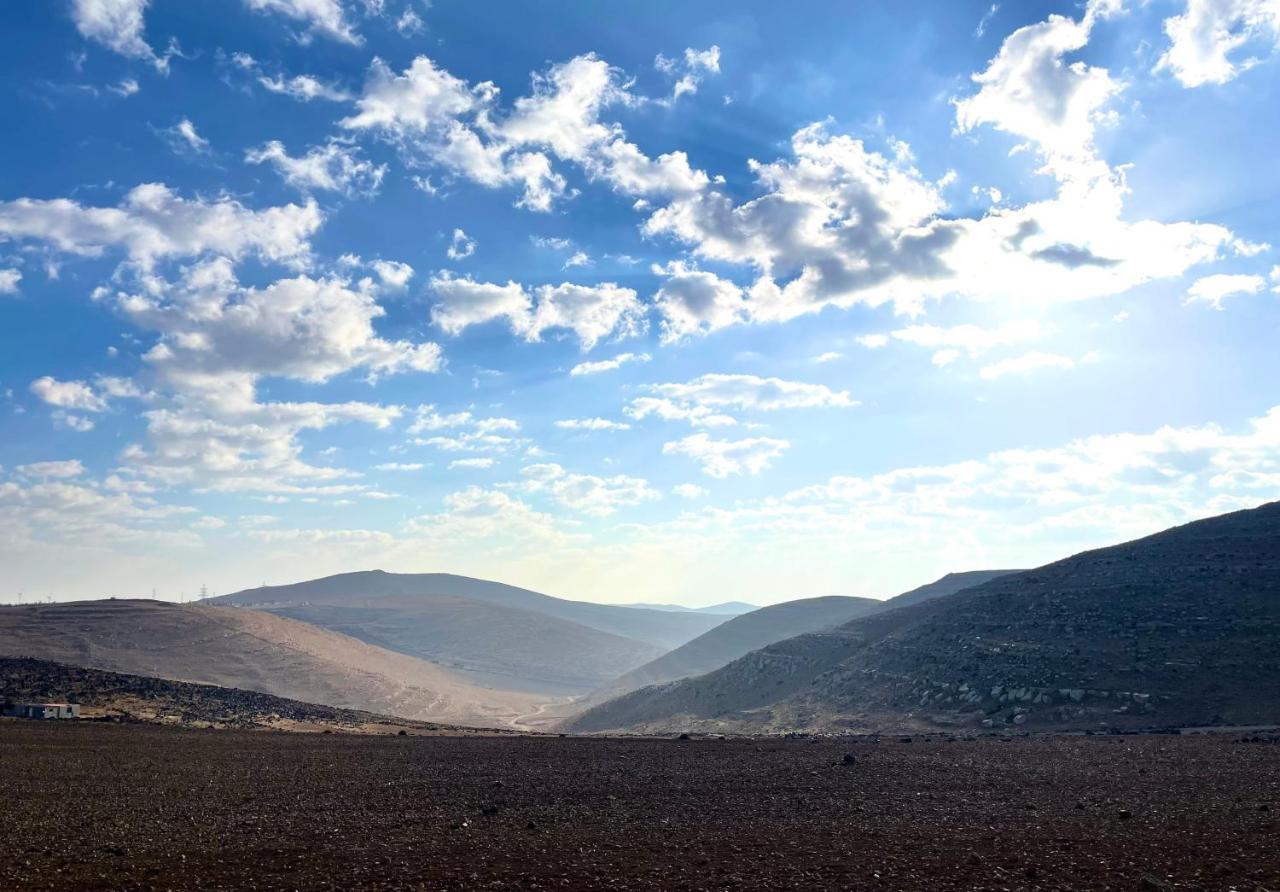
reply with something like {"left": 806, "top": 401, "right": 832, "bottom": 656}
{"left": 2, "top": 702, "right": 81, "bottom": 719}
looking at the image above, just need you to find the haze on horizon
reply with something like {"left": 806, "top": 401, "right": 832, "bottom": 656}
{"left": 2, "top": 0, "right": 1279, "bottom": 606}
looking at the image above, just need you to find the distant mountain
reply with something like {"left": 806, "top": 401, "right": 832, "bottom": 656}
{"left": 620, "top": 601, "right": 759, "bottom": 616}
{"left": 567, "top": 502, "right": 1280, "bottom": 734}
{"left": 0, "top": 600, "right": 543, "bottom": 728}
{"left": 585, "top": 596, "right": 882, "bottom": 704}
{"left": 216, "top": 571, "right": 726, "bottom": 650}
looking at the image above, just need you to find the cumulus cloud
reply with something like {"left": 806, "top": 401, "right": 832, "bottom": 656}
{"left": 373, "top": 462, "right": 423, "bottom": 471}
{"left": 1157, "top": 0, "right": 1280, "bottom": 87}
{"left": 519, "top": 463, "right": 659, "bottom": 516}
{"left": 29, "top": 377, "right": 108, "bottom": 412}
{"left": 888, "top": 320, "right": 1043, "bottom": 365}
{"left": 70, "top": 0, "right": 158, "bottom": 65}
{"left": 0, "top": 184, "right": 321, "bottom": 270}
{"left": 569, "top": 351, "right": 650, "bottom": 376}
{"left": 662, "top": 433, "right": 790, "bottom": 478}
{"left": 246, "top": 141, "right": 386, "bottom": 197}
{"left": 429, "top": 273, "right": 644, "bottom": 349}
{"left": 652, "top": 261, "right": 747, "bottom": 342}
{"left": 1185, "top": 272, "right": 1267, "bottom": 308}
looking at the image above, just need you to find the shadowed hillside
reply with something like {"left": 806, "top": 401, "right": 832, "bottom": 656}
{"left": 0, "top": 600, "right": 543, "bottom": 728}
{"left": 0, "top": 658, "right": 497, "bottom": 734}
{"left": 575, "top": 571, "right": 1020, "bottom": 707}
{"left": 567, "top": 503, "right": 1280, "bottom": 734}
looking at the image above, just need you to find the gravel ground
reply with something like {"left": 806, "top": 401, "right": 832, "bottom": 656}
{"left": 1, "top": 722, "right": 1277, "bottom": 890}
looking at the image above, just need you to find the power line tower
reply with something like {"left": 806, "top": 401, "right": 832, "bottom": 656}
{"left": 199, "top": 584, "right": 209, "bottom": 601}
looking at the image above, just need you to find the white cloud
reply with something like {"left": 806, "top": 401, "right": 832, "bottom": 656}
{"left": 70, "top": 0, "right": 157, "bottom": 65}
{"left": 242, "top": 0, "right": 361, "bottom": 45}
{"left": 555, "top": 417, "right": 631, "bottom": 431}
{"left": 29, "top": 377, "right": 108, "bottom": 412}
{"left": 258, "top": 72, "right": 352, "bottom": 102}
{"left": 1157, "top": 0, "right": 1280, "bottom": 87}
{"left": 569, "top": 351, "right": 650, "bottom": 376}
{"left": 889, "top": 320, "right": 1043, "bottom": 365}
{"left": 409, "top": 404, "right": 524, "bottom": 455}
{"left": 396, "top": 6, "right": 425, "bottom": 35}
{"left": 979, "top": 351, "right": 1079, "bottom": 380}
{"left": 109, "top": 78, "right": 140, "bottom": 98}
{"left": 954, "top": 0, "right": 1121, "bottom": 182}
{"left": 856, "top": 334, "right": 889, "bottom": 349}
{"left": 161, "top": 119, "right": 211, "bottom": 157}
{"left": 374, "top": 462, "right": 423, "bottom": 471}
{"left": 812, "top": 351, "right": 843, "bottom": 363}
{"left": 449, "top": 457, "right": 495, "bottom": 470}
{"left": 672, "top": 483, "right": 707, "bottom": 499}
{"left": 340, "top": 55, "right": 479, "bottom": 133}
{"left": 662, "top": 433, "right": 790, "bottom": 478}
{"left": 627, "top": 374, "right": 855, "bottom": 427}
{"left": 654, "top": 45, "right": 722, "bottom": 104}
{"left": 246, "top": 141, "right": 386, "bottom": 197}
{"left": 446, "top": 228, "right": 476, "bottom": 260}
{"left": 17, "top": 460, "right": 87, "bottom": 479}
{"left": 652, "top": 261, "right": 747, "bottom": 342}
{"left": 519, "top": 463, "right": 659, "bottom": 516}
{"left": 370, "top": 259, "right": 414, "bottom": 290}
{"left": 1185, "top": 272, "right": 1267, "bottom": 308}
{"left": 0, "top": 269, "right": 21, "bottom": 295}
{"left": 429, "top": 273, "right": 644, "bottom": 349}
{"left": 0, "top": 184, "right": 321, "bottom": 270}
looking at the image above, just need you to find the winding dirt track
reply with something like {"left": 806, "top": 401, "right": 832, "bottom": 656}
{"left": 1, "top": 722, "right": 1277, "bottom": 890}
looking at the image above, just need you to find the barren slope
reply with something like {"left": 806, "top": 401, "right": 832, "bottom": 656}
{"left": 216, "top": 571, "right": 725, "bottom": 649}
{"left": 0, "top": 600, "right": 543, "bottom": 727}
{"left": 568, "top": 502, "right": 1280, "bottom": 733}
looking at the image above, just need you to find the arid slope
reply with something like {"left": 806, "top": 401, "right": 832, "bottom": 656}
{"left": 0, "top": 600, "right": 543, "bottom": 727}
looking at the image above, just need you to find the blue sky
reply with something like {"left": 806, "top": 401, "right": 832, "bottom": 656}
{"left": 2, "top": 0, "right": 1278, "bottom": 604}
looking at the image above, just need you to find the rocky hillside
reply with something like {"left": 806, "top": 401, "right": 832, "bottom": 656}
{"left": 567, "top": 502, "right": 1280, "bottom": 734}
{"left": 0, "top": 600, "right": 543, "bottom": 728}
{"left": 574, "top": 571, "right": 1019, "bottom": 708}
{"left": 584, "top": 596, "right": 882, "bottom": 703}
{"left": 0, "top": 658, "right": 484, "bottom": 733}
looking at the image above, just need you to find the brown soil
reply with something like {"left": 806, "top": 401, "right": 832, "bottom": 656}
{"left": 1, "top": 722, "right": 1277, "bottom": 890}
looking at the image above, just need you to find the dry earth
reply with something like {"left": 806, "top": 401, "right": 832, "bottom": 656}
{"left": 1, "top": 722, "right": 1277, "bottom": 890}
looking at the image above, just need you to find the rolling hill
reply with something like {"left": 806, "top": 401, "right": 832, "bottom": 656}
{"left": 215, "top": 571, "right": 725, "bottom": 649}
{"left": 0, "top": 600, "right": 543, "bottom": 728}
{"left": 212, "top": 571, "right": 732, "bottom": 694}
{"left": 566, "top": 502, "right": 1280, "bottom": 734}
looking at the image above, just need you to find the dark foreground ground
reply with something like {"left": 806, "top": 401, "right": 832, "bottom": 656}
{"left": 1, "top": 722, "right": 1277, "bottom": 891}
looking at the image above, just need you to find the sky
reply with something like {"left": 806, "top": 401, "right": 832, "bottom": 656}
{"left": 1, "top": 0, "right": 1278, "bottom": 606}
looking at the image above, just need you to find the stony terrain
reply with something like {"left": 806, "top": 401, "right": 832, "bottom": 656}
{"left": 0, "top": 657, "right": 492, "bottom": 734}
{"left": 0, "top": 601, "right": 543, "bottom": 727}
{"left": 569, "top": 503, "right": 1280, "bottom": 734}
{"left": 0, "top": 722, "right": 1277, "bottom": 890}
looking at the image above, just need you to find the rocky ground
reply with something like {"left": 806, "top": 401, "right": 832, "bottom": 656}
{"left": 1, "top": 723, "right": 1277, "bottom": 890}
